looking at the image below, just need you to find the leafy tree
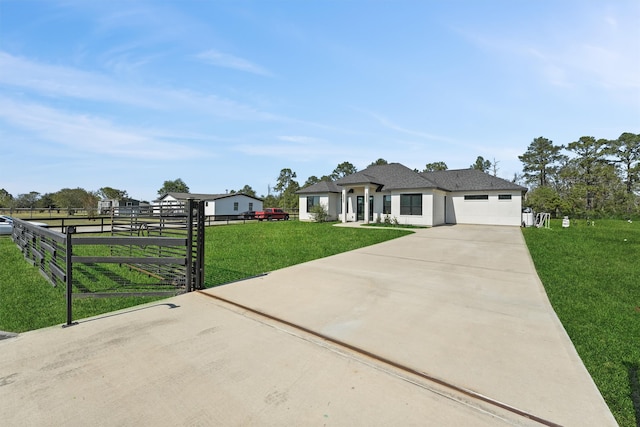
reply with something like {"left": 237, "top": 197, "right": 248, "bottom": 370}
{"left": 304, "top": 176, "right": 321, "bottom": 187}
{"left": 526, "top": 186, "right": 565, "bottom": 217}
{"left": 470, "top": 156, "right": 491, "bottom": 173}
{"left": 157, "top": 178, "right": 189, "bottom": 197}
{"left": 274, "top": 168, "right": 297, "bottom": 193}
{"left": 423, "top": 162, "right": 448, "bottom": 172}
{"left": 37, "top": 193, "right": 56, "bottom": 209}
{"left": 99, "top": 187, "right": 128, "bottom": 200}
{"left": 607, "top": 132, "right": 640, "bottom": 194}
{"left": 303, "top": 174, "right": 333, "bottom": 188}
{"left": 0, "top": 189, "right": 13, "bottom": 208}
{"left": 52, "top": 188, "right": 97, "bottom": 215}
{"left": 274, "top": 168, "right": 299, "bottom": 210}
{"left": 331, "top": 162, "right": 357, "bottom": 179}
{"left": 15, "top": 192, "right": 40, "bottom": 209}
{"left": 262, "top": 194, "right": 278, "bottom": 208}
{"left": 83, "top": 191, "right": 100, "bottom": 218}
{"left": 237, "top": 185, "right": 257, "bottom": 198}
{"left": 368, "top": 158, "right": 388, "bottom": 167}
{"left": 518, "top": 137, "right": 566, "bottom": 188}
{"left": 565, "top": 136, "right": 614, "bottom": 212}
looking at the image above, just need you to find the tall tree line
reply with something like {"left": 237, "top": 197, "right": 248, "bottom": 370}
{"left": 519, "top": 133, "right": 640, "bottom": 218}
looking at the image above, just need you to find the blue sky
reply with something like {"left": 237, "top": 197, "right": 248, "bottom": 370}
{"left": 1, "top": 0, "right": 638, "bottom": 201}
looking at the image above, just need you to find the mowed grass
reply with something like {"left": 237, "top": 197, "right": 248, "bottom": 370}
{"left": 204, "top": 221, "right": 411, "bottom": 285}
{"left": 0, "top": 221, "right": 411, "bottom": 333}
{"left": 522, "top": 219, "right": 640, "bottom": 427}
{"left": 0, "top": 238, "right": 167, "bottom": 332}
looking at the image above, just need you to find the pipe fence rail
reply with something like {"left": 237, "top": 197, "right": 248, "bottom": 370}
{"left": 11, "top": 199, "right": 205, "bottom": 327}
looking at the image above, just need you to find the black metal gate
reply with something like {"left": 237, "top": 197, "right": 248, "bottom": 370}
{"left": 11, "top": 199, "right": 205, "bottom": 326}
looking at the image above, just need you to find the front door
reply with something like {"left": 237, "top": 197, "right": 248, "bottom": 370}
{"left": 356, "top": 196, "right": 364, "bottom": 221}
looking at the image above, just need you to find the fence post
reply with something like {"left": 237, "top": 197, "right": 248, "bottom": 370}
{"left": 196, "top": 201, "right": 205, "bottom": 290}
{"left": 63, "top": 226, "right": 77, "bottom": 327}
{"left": 186, "top": 199, "right": 194, "bottom": 293}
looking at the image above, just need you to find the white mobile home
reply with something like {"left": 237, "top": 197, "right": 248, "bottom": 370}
{"left": 155, "top": 192, "right": 263, "bottom": 218}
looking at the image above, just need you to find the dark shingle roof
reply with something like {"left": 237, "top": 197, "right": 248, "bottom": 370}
{"left": 335, "top": 163, "right": 437, "bottom": 191}
{"left": 421, "top": 169, "right": 527, "bottom": 192}
{"left": 164, "top": 192, "right": 222, "bottom": 200}
{"left": 296, "top": 181, "right": 342, "bottom": 194}
{"left": 297, "top": 164, "right": 527, "bottom": 195}
{"left": 160, "top": 192, "right": 262, "bottom": 201}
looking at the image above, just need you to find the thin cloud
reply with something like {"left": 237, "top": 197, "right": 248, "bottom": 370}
{"left": 196, "top": 49, "right": 273, "bottom": 77}
{"left": 233, "top": 136, "right": 346, "bottom": 162}
{"left": 361, "top": 110, "right": 457, "bottom": 144}
{"left": 277, "top": 135, "right": 326, "bottom": 144}
{"left": 456, "top": 7, "right": 640, "bottom": 92}
{"left": 0, "top": 51, "right": 154, "bottom": 107}
{"left": 0, "top": 51, "right": 282, "bottom": 120}
{"left": 0, "top": 97, "right": 206, "bottom": 160}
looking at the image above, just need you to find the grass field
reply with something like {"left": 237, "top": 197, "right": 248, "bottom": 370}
{"left": 0, "top": 221, "right": 410, "bottom": 333}
{"left": 522, "top": 219, "right": 640, "bottom": 427}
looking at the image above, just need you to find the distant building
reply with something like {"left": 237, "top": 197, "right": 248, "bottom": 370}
{"left": 98, "top": 198, "right": 142, "bottom": 215}
{"left": 154, "top": 192, "right": 263, "bottom": 218}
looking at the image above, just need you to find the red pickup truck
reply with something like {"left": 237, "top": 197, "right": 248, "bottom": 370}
{"left": 255, "top": 208, "right": 290, "bottom": 221}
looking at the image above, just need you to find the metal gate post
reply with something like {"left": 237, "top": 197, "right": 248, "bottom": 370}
{"left": 195, "top": 200, "right": 205, "bottom": 290}
{"left": 63, "top": 226, "right": 77, "bottom": 327}
{"left": 185, "top": 199, "right": 194, "bottom": 292}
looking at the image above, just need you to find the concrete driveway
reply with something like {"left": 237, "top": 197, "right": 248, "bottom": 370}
{"left": 0, "top": 225, "right": 617, "bottom": 426}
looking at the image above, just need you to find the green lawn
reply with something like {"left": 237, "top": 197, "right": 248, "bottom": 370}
{"left": 522, "top": 219, "right": 640, "bottom": 427}
{"left": 0, "top": 221, "right": 410, "bottom": 333}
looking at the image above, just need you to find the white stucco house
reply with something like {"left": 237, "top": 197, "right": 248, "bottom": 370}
{"left": 297, "top": 163, "right": 527, "bottom": 227}
{"left": 155, "top": 192, "right": 263, "bottom": 218}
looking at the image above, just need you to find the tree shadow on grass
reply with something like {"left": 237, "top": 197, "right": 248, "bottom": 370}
{"left": 625, "top": 361, "right": 640, "bottom": 427}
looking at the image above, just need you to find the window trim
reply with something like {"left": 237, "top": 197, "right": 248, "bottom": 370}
{"left": 400, "top": 193, "right": 422, "bottom": 216}
{"left": 307, "top": 195, "right": 320, "bottom": 212}
{"left": 383, "top": 195, "right": 391, "bottom": 215}
{"left": 498, "top": 194, "right": 512, "bottom": 200}
{"left": 464, "top": 194, "right": 489, "bottom": 201}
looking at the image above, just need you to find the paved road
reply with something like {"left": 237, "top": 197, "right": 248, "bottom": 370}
{"left": 0, "top": 225, "right": 617, "bottom": 426}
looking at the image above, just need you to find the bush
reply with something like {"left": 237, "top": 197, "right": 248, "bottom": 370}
{"left": 309, "top": 204, "right": 329, "bottom": 222}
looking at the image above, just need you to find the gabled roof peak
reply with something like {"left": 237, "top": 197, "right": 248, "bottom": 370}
{"left": 336, "top": 163, "right": 436, "bottom": 190}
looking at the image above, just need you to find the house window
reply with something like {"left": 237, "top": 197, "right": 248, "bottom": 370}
{"left": 307, "top": 196, "right": 320, "bottom": 211}
{"left": 498, "top": 194, "right": 512, "bottom": 200}
{"left": 383, "top": 195, "right": 391, "bottom": 214}
{"left": 464, "top": 195, "right": 489, "bottom": 200}
{"left": 233, "top": 202, "right": 239, "bottom": 211}
{"left": 400, "top": 194, "right": 422, "bottom": 215}
{"left": 249, "top": 202, "right": 253, "bottom": 210}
